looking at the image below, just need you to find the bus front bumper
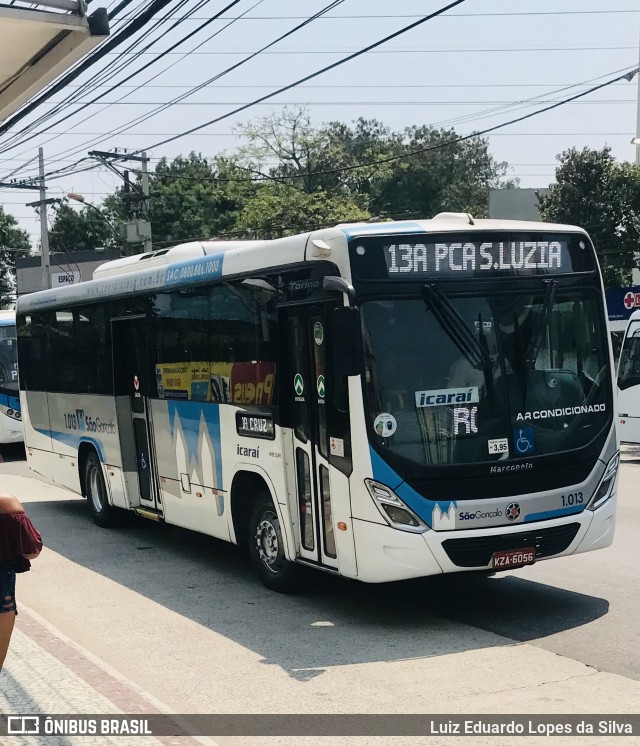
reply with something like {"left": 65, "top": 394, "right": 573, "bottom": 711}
{"left": 350, "top": 495, "right": 616, "bottom": 583}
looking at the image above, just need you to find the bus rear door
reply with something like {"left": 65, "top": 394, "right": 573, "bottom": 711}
{"left": 112, "top": 317, "right": 162, "bottom": 512}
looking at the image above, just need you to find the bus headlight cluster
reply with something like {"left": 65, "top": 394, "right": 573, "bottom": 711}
{"left": 365, "top": 480, "right": 429, "bottom": 533}
{"left": 0, "top": 405, "right": 21, "bottom": 420}
{"left": 587, "top": 452, "right": 619, "bottom": 511}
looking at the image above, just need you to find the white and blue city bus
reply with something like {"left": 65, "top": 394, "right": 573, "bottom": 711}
{"left": 0, "top": 309, "right": 22, "bottom": 444}
{"left": 16, "top": 215, "right": 618, "bottom": 590}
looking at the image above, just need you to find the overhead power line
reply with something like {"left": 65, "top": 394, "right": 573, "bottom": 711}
{"left": 94, "top": 45, "right": 637, "bottom": 55}
{"left": 0, "top": 0, "right": 218, "bottom": 156}
{"left": 13, "top": 66, "right": 638, "bottom": 190}
{"left": 113, "top": 10, "right": 640, "bottom": 19}
{"left": 0, "top": 0, "right": 247, "bottom": 156}
{"left": 20, "top": 0, "right": 350, "bottom": 168}
{"left": 237, "top": 66, "right": 640, "bottom": 184}
{"left": 38, "top": 99, "right": 638, "bottom": 106}
{"left": 107, "top": 0, "right": 140, "bottom": 20}
{"left": 0, "top": 0, "right": 181, "bottom": 140}
{"left": 121, "top": 0, "right": 472, "bottom": 158}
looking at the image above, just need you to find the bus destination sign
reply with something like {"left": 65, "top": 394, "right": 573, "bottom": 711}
{"left": 349, "top": 233, "right": 595, "bottom": 281}
{"left": 384, "top": 240, "right": 569, "bottom": 276}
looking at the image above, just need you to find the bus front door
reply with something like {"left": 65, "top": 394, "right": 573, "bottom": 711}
{"left": 283, "top": 304, "right": 339, "bottom": 570}
{"left": 112, "top": 318, "right": 161, "bottom": 512}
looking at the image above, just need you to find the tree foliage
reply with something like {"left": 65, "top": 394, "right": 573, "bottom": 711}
{"left": 234, "top": 107, "right": 511, "bottom": 220}
{"left": 537, "top": 147, "right": 640, "bottom": 287}
{"left": 49, "top": 203, "right": 115, "bottom": 254}
{"left": 47, "top": 108, "right": 520, "bottom": 253}
{"left": 0, "top": 207, "right": 31, "bottom": 307}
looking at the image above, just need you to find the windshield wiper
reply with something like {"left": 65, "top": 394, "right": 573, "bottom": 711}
{"left": 422, "top": 284, "right": 491, "bottom": 369}
{"left": 526, "top": 279, "right": 558, "bottom": 367}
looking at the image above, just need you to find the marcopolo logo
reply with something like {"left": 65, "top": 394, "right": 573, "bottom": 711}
{"left": 415, "top": 387, "right": 479, "bottom": 408}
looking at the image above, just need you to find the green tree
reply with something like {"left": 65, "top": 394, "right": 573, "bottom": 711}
{"left": 0, "top": 207, "right": 31, "bottom": 307}
{"left": 49, "top": 203, "right": 115, "bottom": 254}
{"left": 103, "top": 153, "right": 256, "bottom": 249}
{"left": 95, "top": 111, "right": 515, "bottom": 250}
{"left": 235, "top": 108, "right": 512, "bottom": 220}
{"left": 233, "top": 181, "right": 369, "bottom": 237}
{"left": 365, "top": 124, "right": 512, "bottom": 219}
{"left": 537, "top": 147, "right": 640, "bottom": 287}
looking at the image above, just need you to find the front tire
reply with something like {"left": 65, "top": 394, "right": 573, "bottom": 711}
{"left": 85, "top": 452, "right": 118, "bottom": 527}
{"left": 248, "top": 495, "right": 300, "bottom": 593}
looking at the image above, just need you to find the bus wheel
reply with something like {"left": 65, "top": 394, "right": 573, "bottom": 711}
{"left": 248, "top": 496, "right": 300, "bottom": 593}
{"left": 85, "top": 452, "right": 118, "bottom": 528}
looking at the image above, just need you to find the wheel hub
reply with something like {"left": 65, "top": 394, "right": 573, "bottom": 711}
{"left": 256, "top": 516, "right": 279, "bottom": 568}
{"left": 89, "top": 466, "right": 103, "bottom": 512}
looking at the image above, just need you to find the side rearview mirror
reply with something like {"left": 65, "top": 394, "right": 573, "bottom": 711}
{"left": 332, "top": 306, "right": 363, "bottom": 377}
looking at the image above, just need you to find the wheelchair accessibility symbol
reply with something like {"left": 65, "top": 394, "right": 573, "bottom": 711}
{"left": 513, "top": 427, "right": 534, "bottom": 455}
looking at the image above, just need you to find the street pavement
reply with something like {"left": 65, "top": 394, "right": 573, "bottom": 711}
{"left": 0, "top": 446, "right": 640, "bottom": 745}
{"left": 0, "top": 605, "right": 204, "bottom": 746}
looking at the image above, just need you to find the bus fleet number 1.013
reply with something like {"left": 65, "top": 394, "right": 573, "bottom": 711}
{"left": 560, "top": 491, "right": 583, "bottom": 507}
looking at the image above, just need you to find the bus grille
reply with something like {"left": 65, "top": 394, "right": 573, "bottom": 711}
{"left": 441, "top": 523, "right": 581, "bottom": 568}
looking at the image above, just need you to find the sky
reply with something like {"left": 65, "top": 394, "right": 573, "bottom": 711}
{"left": 0, "top": 0, "right": 639, "bottom": 248}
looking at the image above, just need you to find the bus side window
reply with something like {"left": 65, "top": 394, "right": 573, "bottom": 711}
{"left": 618, "top": 329, "right": 640, "bottom": 390}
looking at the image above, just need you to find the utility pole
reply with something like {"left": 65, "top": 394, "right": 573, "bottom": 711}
{"left": 88, "top": 150, "right": 152, "bottom": 253}
{"left": 140, "top": 152, "right": 152, "bottom": 253}
{"left": 636, "top": 31, "right": 640, "bottom": 165}
{"left": 24, "top": 148, "right": 52, "bottom": 290}
{"left": 39, "top": 148, "right": 51, "bottom": 289}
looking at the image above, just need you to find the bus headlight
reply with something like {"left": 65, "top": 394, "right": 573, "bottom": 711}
{"left": 0, "top": 405, "right": 21, "bottom": 421}
{"left": 587, "top": 452, "right": 619, "bottom": 511}
{"left": 365, "top": 480, "right": 429, "bottom": 533}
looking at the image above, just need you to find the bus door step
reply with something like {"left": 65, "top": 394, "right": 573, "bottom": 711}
{"left": 134, "top": 507, "right": 162, "bottom": 521}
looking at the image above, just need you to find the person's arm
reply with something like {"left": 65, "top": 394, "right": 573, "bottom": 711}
{"left": 0, "top": 493, "right": 24, "bottom": 514}
{"left": 18, "top": 513, "right": 43, "bottom": 560}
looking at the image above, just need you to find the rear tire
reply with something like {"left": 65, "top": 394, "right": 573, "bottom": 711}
{"left": 85, "top": 451, "right": 119, "bottom": 528}
{"left": 248, "top": 495, "right": 300, "bottom": 593}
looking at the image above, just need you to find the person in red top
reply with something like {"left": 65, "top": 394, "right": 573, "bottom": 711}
{"left": 0, "top": 493, "right": 43, "bottom": 670}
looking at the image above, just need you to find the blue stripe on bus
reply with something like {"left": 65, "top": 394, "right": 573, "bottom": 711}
{"left": 369, "top": 447, "right": 404, "bottom": 491}
{"left": 35, "top": 429, "right": 106, "bottom": 463}
{"left": 369, "top": 447, "right": 589, "bottom": 528}
{"left": 0, "top": 392, "right": 20, "bottom": 410}
{"left": 369, "top": 446, "right": 451, "bottom": 527}
{"left": 163, "top": 254, "right": 224, "bottom": 287}
{"left": 523, "top": 505, "right": 585, "bottom": 522}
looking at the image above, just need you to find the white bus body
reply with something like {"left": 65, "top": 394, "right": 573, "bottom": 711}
{"left": 0, "top": 310, "right": 22, "bottom": 444}
{"left": 616, "top": 309, "right": 640, "bottom": 442}
{"left": 17, "top": 217, "right": 618, "bottom": 590}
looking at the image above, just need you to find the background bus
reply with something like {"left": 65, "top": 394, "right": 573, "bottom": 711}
{"left": 0, "top": 309, "right": 22, "bottom": 444}
{"left": 17, "top": 215, "right": 618, "bottom": 591}
{"left": 616, "top": 308, "right": 640, "bottom": 443}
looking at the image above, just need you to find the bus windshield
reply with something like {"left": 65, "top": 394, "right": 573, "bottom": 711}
{"left": 362, "top": 290, "right": 611, "bottom": 469}
{"left": 0, "top": 322, "right": 18, "bottom": 391}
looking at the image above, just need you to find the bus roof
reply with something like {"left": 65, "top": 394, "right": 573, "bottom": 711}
{"left": 0, "top": 310, "right": 15, "bottom": 326}
{"left": 16, "top": 216, "right": 590, "bottom": 313}
{"left": 92, "top": 240, "right": 265, "bottom": 279}
{"left": 325, "top": 213, "right": 589, "bottom": 239}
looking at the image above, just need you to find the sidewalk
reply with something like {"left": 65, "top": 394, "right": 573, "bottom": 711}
{"left": 0, "top": 604, "right": 203, "bottom": 746}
